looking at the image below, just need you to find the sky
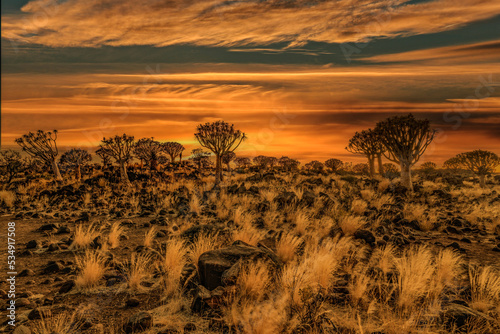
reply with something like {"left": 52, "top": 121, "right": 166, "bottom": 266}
{"left": 1, "top": 0, "right": 499, "bottom": 164}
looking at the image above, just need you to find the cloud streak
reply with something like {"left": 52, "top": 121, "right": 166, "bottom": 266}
{"left": 2, "top": 0, "right": 500, "bottom": 47}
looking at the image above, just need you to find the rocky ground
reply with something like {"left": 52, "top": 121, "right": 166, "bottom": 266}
{"left": 1, "top": 169, "right": 500, "bottom": 333}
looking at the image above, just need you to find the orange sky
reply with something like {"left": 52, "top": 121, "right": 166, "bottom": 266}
{"left": 1, "top": 0, "right": 500, "bottom": 164}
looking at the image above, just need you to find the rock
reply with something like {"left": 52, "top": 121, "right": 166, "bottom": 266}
{"left": 13, "top": 325, "right": 31, "bottom": 334}
{"left": 221, "top": 260, "right": 242, "bottom": 286}
{"left": 58, "top": 280, "right": 75, "bottom": 294}
{"left": 38, "top": 223, "right": 59, "bottom": 231}
{"left": 126, "top": 297, "right": 140, "bottom": 308}
{"left": 56, "top": 225, "right": 71, "bottom": 234}
{"left": 18, "top": 269, "right": 35, "bottom": 277}
{"left": 198, "top": 240, "right": 281, "bottom": 290}
{"left": 124, "top": 311, "right": 153, "bottom": 333}
{"left": 43, "top": 261, "right": 64, "bottom": 274}
{"left": 353, "top": 229, "right": 375, "bottom": 245}
{"left": 48, "top": 243, "right": 60, "bottom": 252}
{"left": 445, "top": 226, "right": 460, "bottom": 234}
{"left": 26, "top": 240, "right": 40, "bottom": 249}
{"left": 28, "top": 307, "right": 46, "bottom": 320}
{"left": 441, "top": 303, "right": 494, "bottom": 330}
{"left": 184, "top": 323, "right": 197, "bottom": 332}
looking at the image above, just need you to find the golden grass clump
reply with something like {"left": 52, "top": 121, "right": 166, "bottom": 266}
{"left": 71, "top": 224, "right": 100, "bottom": 250}
{"left": 126, "top": 252, "right": 153, "bottom": 291}
{"left": 293, "top": 211, "right": 311, "bottom": 235}
{"left": 468, "top": 265, "right": 500, "bottom": 312}
{"left": 107, "top": 222, "right": 125, "bottom": 249}
{"left": 402, "top": 203, "right": 427, "bottom": 222}
{"left": 161, "top": 239, "right": 188, "bottom": 296}
{"left": 32, "top": 310, "right": 83, "bottom": 334}
{"left": 75, "top": 250, "right": 107, "bottom": 289}
{"left": 350, "top": 199, "right": 368, "bottom": 215}
{"left": 0, "top": 190, "right": 15, "bottom": 207}
{"left": 276, "top": 232, "right": 303, "bottom": 263}
{"left": 189, "top": 233, "right": 221, "bottom": 271}
{"left": 237, "top": 261, "right": 272, "bottom": 301}
{"left": 429, "top": 248, "right": 462, "bottom": 300}
{"left": 394, "top": 245, "right": 434, "bottom": 310}
{"left": 144, "top": 225, "right": 158, "bottom": 248}
{"left": 232, "top": 226, "right": 265, "bottom": 246}
{"left": 338, "top": 215, "right": 366, "bottom": 235}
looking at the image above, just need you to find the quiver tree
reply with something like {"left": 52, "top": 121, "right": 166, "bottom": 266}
{"left": 383, "top": 163, "right": 399, "bottom": 175}
{"left": 194, "top": 121, "right": 246, "bottom": 185}
{"left": 161, "top": 142, "right": 185, "bottom": 163}
{"left": 222, "top": 151, "right": 236, "bottom": 176}
{"left": 190, "top": 148, "right": 211, "bottom": 170}
{"left": 419, "top": 161, "right": 437, "bottom": 171}
{"left": 443, "top": 157, "right": 462, "bottom": 171}
{"left": 375, "top": 114, "right": 435, "bottom": 190}
{"left": 253, "top": 155, "right": 270, "bottom": 169}
{"left": 278, "top": 156, "right": 300, "bottom": 171}
{"left": 453, "top": 150, "right": 499, "bottom": 187}
{"left": 346, "top": 129, "right": 385, "bottom": 177}
{"left": 95, "top": 147, "right": 111, "bottom": 169}
{"left": 15, "top": 130, "right": 62, "bottom": 181}
{"left": 234, "top": 157, "right": 251, "bottom": 169}
{"left": 0, "top": 150, "right": 24, "bottom": 185}
{"left": 133, "top": 138, "right": 161, "bottom": 171}
{"left": 267, "top": 157, "right": 278, "bottom": 170}
{"left": 99, "top": 134, "right": 134, "bottom": 184}
{"left": 353, "top": 163, "right": 369, "bottom": 175}
{"left": 304, "top": 160, "right": 324, "bottom": 172}
{"left": 325, "top": 158, "right": 343, "bottom": 173}
{"left": 59, "top": 149, "right": 92, "bottom": 181}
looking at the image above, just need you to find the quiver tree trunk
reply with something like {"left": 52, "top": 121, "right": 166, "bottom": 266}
{"left": 368, "top": 156, "right": 375, "bottom": 177}
{"left": 75, "top": 164, "right": 81, "bottom": 181}
{"left": 215, "top": 155, "right": 223, "bottom": 184}
{"left": 479, "top": 174, "right": 486, "bottom": 188}
{"left": 120, "top": 161, "right": 130, "bottom": 184}
{"left": 377, "top": 154, "right": 383, "bottom": 175}
{"left": 51, "top": 159, "right": 63, "bottom": 182}
{"left": 400, "top": 161, "right": 412, "bottom": 191}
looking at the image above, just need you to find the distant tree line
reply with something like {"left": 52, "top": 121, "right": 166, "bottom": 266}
{"left": 2, "top": 116, "right": 498, "bottom": 189}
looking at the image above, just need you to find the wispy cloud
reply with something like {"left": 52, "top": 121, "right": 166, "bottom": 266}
{"left": 2, "top": 0, "right": 500, "bottom": 47}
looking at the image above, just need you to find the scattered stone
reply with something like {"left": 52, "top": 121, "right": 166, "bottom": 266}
{"left": 13, "top": 325, "right": 31, "bottom": 334}
{"left": 124, "top": 311, "right": 153, "bottom": 333}
{"left": 58, "top": 280, "right": 75, "bottom": 294}
{"left": 18, "top": 269, "right": 35, "bottom": 277}
{"left": 43, "top": 261, "right": 64, "bottom": 274}
{"left": 26, "top": 240, "right": 40, "bottom": 249}
{"left": 126, "top": 297, "right": 140, "bottom": 308}
{"left": 353, "top": 229, "right": 375, "bottom": 245}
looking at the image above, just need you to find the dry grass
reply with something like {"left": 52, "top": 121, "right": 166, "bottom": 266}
{"left": 31, "top": 310, "right": 83, "bottom": 334}
{"left": 126, "top": 252, "right": 153, "bottom": 291}
{"left": 160, "top": 239, "right": 188, "bottom": 296}
{"left": 0, "top": 190, "right": 15, "bottom": 207}
{"left": 293, "top": 211, "right": 311, "bottom": 235}
{"left": 394, "top": 246, "right": 434, "bottom": 311}
{"left": 339, "top": 215, "right": 366, "bottom": 235}
{"left": 469, "top": 265, "right": 500, "bottom": 312}
{"left": 189, "top": 233, "right": 221, "bottom": 271}
{"left": 75, "top": 250, "right": 107, "bottom": 289}
{"left": 402, "top": 203, "right": 427, "bottom": 222}
{"left": 351, "top": 199, "right": 368, "bottom": 215}
{"left": 276, "top": 232, "right": 303, "bottom": 263}
{"left": 71, "top": 224, "right": 100, "bottom": 250}
{"left": 144, "top": 225, "right": 158, "bottom": 248}
{"left": 237, "top": 261, "right": 272, "bottom": 301}
{"left": 107, "top": 222, "right": 125, "bottom": 249}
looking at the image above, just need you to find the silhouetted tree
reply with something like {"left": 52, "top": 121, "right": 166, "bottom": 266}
{"left": 346, "top": 129, "right": 385, "bottom": 177}
{"left": 190, "top": 148, "right": 211, "bottom": 170}
{"left": 60, "top": 148, "right": 92, "bottom": 180}
{"left": 375, "top": 114, "right": 435, "bottom": 190}
{"left": 234, "top": 157, "right": 251, "bottom": 169}
{"left": 253, "top": 155, "right": 270, "bottom": 169}
{"left": 134, "top": 138, "right": 161, "bottom": 171}
{"left": 353, "top": 163, "right": 369, "bottom": 175}
{"left": 15, "top": 130, "right": 62, "bottom": 181}
{"left": 279, "top": 156, "right": 300, "bottom": 171}
{"left": 443, "top": 157, "right": 462, "bottom": 171}
{"left": 383, "top": 163, "right": 399, "bottom": 175}
{"left": 0, "top": 150, "right": 24, "bottom": 185}
{"left": 419, "top": 161, "right": 437, "bottom": 171}
{"left": 454, "top": 150, "right": 499, "bottom": 187}
{"left": 222, "top": 151, "right": 236, "bottom": 176}
{"left": 267, "top": 157, "right": 278, "bottom": 170}
{"left": 95, "top": 147, "right": 111, "bottom": 169}
{"left": 161, "top": 142, "right": 185, "bottom": 163}
{"left": 194, "top": 121, "right": 246, "bottom": 185}
{"left": 99, "top": 134, "right": 134, "bottom": 184}
{"left": 304, "top": 160, "right": 324, "bottom": 172}
{"left": 325, "top": 158, "right": 343, "bottom": 173}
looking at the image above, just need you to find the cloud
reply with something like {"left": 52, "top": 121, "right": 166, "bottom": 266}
{"left": 361, "top": 40, "right": 500, "bottom": 64}
{"left": 2, "top": 0, "right": 500, "bottom": 47}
